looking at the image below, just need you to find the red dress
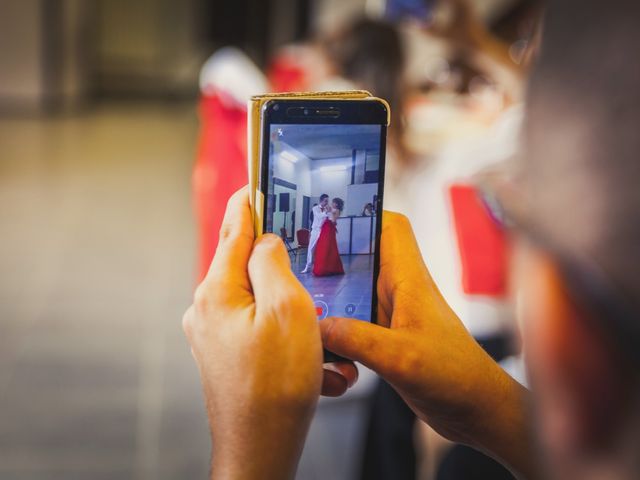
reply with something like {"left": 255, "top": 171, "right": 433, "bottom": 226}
{"left": 313, "top": 220, "right": 345, "bottom": 276}
{"left": 193, "top": 94, "right": 247, "bottom": 282}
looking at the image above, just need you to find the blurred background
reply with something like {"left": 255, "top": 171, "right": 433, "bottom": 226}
{"left": 0, "top": 0, "right": 539, "bottom": 478}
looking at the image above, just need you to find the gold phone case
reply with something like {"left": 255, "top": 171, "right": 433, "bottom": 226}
{"left": 247, "top": 90, "right": 390, "bottom": 235}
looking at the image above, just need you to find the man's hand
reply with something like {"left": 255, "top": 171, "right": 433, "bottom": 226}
{"left": 183, "top": 187, "right": 324, "bottom": 479}
{"left": 320, "top": 212, "right": 534, "bottom": 478}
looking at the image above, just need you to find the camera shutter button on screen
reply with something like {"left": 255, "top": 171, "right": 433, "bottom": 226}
{"left": 314, "top": 301, "right": 329, "bottom": 320}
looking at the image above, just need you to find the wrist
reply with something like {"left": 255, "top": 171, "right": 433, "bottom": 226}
{"left": 208, "top": 400, "right": 317, "bottom": 480}
{"left": 466, "top": 363, "right": 535, "bottom": 479}
{"left": 210, "top": 431, "right": 304, "bottom": 480}
{"left": 211, "top": 451, "right": 297, "bottom": 480}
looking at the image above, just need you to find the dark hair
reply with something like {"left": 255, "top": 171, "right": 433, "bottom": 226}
{"left": 324, "top": 19, "right": 405, "bottom": 146}
{"left": 332, "top": 197, "right": 344, "bottom": 212}
{"left": 320, "top": 194, "right": 329, "bottom": 201}
{"left": 524, "top": 0, "right": 640, "bottom": 356}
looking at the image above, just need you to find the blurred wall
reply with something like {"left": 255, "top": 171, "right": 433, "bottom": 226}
{"left": 0, "top": 1, "right": 45, "bottom": 111}
{"left": 0, "top": 0, "right": 90, "bottom": 112}
{"left": 0, "top": 0, "right": 315, "bottom": 111}
{"left": 56, "top": 0, "right": 89, "bottom": 105}
{"left": 0, "top": 0, "right": 211, "bottom": 112}
{"left": 93, "top": 0, "right": 208, "bottom": 97}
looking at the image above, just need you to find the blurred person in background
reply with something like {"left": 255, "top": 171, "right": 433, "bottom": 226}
{"left": 373, "top": 1, "right": 541, "bottom": 478}
{"left": 183, "top": 0, "right": 640, "bottom": 480}
{"left": 194, "top": 48, "right": 268, "bottom": 282}
{"left": 267, "top": 17, "right": 407, "bottom": 159}
{"left": 320, "top": 18, "right": 406, "bottom": 152}
{"left": 411, "top": 2, "right": 542, "bottom": 480}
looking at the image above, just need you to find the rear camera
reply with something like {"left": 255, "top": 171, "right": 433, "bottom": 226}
{"left": 273, "top": 104, "right": 280, "bottom": 111}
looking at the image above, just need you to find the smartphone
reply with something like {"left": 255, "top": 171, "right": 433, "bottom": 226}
{"left": 259, "top": 98, "right": 388, "bottom": 362}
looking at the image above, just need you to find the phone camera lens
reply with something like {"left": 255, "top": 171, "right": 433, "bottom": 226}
{"left": 273, "top": 104, "right": 280, "bottom": 111}
{"left": 303, "top": 108, "right": 309, "bottom": 115}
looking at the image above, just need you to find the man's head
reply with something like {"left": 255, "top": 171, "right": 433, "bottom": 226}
{"left": 319, "top": 194, "right": 329, "bottom": 207}
{"left": 519, "top": 0, "right": 640, "bottom": 476}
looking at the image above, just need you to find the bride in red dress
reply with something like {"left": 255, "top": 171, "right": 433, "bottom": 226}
{"left": 313, "top": 197, "right": 345, "bottom": 276}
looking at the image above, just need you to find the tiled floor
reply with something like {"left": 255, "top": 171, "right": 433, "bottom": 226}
{"left": 0, "top": 102, "right": 375, "bottom": 479}
{"left": 293, "top": 254, "right": 375, "bottom": 321}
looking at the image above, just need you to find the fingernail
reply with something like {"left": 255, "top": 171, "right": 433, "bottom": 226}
{"left": 323, "top": 363, "right": 342, "bottom": 376}
{"left": 351, "top": 365, "right": 359, "bottom": 387}
{"left": 324, "top": 363, "right": 357, "bottom": 388}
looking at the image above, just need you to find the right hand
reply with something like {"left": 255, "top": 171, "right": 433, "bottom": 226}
{"left": 320, "top": 212, "right": 531, "bottom": 475}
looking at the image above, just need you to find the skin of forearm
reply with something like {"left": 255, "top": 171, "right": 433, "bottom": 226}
{"left": 209, "top": 406, "right": 314, "bottom": 480}
{"left": 401, "top": 310, "right": 536, "bottom": 480}
{"left": 465, "top": 363, "right": 538, "bottom": 480}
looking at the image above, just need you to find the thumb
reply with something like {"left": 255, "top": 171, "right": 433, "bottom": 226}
{"left": 248, "top": 234, "right": 316, "bottom": 325}
{"left": 319, "top": 317, "right": 403, "bottom": 379}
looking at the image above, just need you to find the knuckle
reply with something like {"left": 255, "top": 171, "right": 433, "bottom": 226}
{"left": 218, "top": 222, "right": 237, "bottom": 245}
{"left": 193, "top": 284, "right": 212, "bottom": 314}
{"left": 193, "top": 278, "right": 240, "bottom": 319}
{"left": 250, "top": 234, "right": 286, "bottom": 271}
{"left": 393, "top": 339, "right": 423, "bottom": 378}
{"left": 289, "top": 286, "right": 314, "bottom": 308}
{"left": 390, "top": 212, "right": 411, "bottom": 229}
{"left": 218, "top": 223, "right": 252, "bottom": 249}
{"left": 322, "top": 317, "right": 342, "bottom": 345}
{"left": 256, "top": 233, "right": 284, "bottom": 253}
{"left": 182, "top": 310, "right": 193, "bottom": 338}
{"left": 269, "top": 293, "right": 292, "bottom": 316}
{"left": 268, "top": 289, "right": 312, "bottom": 319}
{"left": 228, "top": 186, "right": 247, "bottom": 203}
{"left": 261, "top": 232, "right": 281, "bottom": 244}
{"left": 207, "top": 262, "right": 242, "bottom": 292}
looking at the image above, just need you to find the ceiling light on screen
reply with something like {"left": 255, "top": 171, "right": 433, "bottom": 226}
{"left": 280, "top": 150, "right": 298, "bottom": 163}
{"left": 319, "top": 165, "right": 347, "bottom": 172}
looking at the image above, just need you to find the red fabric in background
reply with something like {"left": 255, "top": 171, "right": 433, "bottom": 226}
{"left": 193, "top": 51, "right": 309, "bottom": 283}
{"left": 193, "top": 94, "right": 248, "bottom": 282}
{"left": 449, "top": 184, "right": 508, "bottom": 297}
{"left": 267, "top": 55, "right": 309, "bottom": 93}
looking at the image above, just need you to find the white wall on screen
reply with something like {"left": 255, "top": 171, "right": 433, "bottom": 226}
{"left": 346, "top": 183, "right": 377, "bottom": 216}
{"left": 273, "top": 141, "right": 311, "bottom": 237}
{"left": 353, "top": 149, "right": 366, "bottom": 184}
{"left": 310, "top": 157, "right": 351, "bottom": 209}
{"left": 272, "top": 144, "right": 381, "bottom": 243}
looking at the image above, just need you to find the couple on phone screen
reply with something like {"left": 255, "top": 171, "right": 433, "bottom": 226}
{"left": 301, "top": 194, "right": 345, "bottom": 276}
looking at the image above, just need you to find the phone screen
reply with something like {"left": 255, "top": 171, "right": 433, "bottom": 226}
{"left": 261, "top": 101, "right": 387, "bottom": 327}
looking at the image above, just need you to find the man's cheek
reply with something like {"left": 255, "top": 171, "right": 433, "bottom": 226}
{"left": 521, "top": 279, "right": 575, "bottom": 465}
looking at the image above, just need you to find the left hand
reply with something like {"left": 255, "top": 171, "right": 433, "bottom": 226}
{"left": 319, "top": 212, "right": 533, "bottom": 478}
{"left": 183, "top": 186, "right": 355, "bottom": 479}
